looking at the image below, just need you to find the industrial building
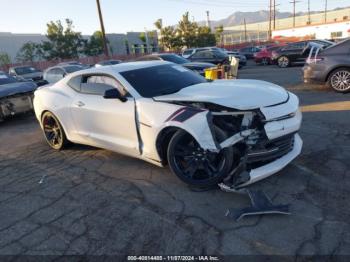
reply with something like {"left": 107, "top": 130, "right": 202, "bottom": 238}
{"left": 223, "top": 7, "right": 350, "bottom": 44}
{"left": 0, "top": 31, "right": 158, "bottom": 63}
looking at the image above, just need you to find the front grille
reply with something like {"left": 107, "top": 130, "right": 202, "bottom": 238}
{"left": 247, "top": 134, "right": 295, "bottom": 164}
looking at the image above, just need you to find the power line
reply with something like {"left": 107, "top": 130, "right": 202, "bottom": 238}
{"left": 166, "top": 0, "right": 266, "bottom": 8}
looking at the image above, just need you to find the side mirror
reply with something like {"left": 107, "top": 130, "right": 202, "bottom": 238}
{"left": 103, "top": 88, "right": 127, "bottom": 102}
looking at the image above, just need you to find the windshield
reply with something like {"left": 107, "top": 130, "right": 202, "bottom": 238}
{"left": 160, "top": 54, "right": 189, "bottom": 64}
{"left": 120, "top": 64, "right": 207, "bottom": 98}
{"left": 63, "top": 65, "right": 83, "bottom": 73}
{"left": 0, "top": 72, "right": 17, "bottom": 85}
{"left": 14, "top": 67, "right": 40, "bottom": 75}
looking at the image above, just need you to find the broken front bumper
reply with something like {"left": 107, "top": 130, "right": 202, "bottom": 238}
{"left": 220, "top": 133, "right": 302, "bottom": 190}
{"left": 0, "top": 94, "right": 34, "bottom": 120}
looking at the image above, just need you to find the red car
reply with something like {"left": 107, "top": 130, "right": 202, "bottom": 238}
{"left": 254, "top": 44, "right": 286, "bottom": 65}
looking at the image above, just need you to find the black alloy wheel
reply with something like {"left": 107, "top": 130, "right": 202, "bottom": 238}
{"left": 41, "top": 111, "right": 68, "bottom": 150}
{"left": 167, "top": 128, "right": 234, "bottom": 187}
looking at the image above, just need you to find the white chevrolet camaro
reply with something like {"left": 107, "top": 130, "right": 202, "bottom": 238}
{"left": 33, "top": 61, "right": 302, "bottom": 189}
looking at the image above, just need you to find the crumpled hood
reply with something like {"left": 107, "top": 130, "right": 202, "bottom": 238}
{"left": 0, "top": 81, "right": 37, "bottom": 98}
{"left": 154, "top": 79, "right": 289, "bottom": 110}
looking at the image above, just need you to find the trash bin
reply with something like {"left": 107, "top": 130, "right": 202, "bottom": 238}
{"left": 205, "top": 67, "right": 225, "bottom": 80}
{"left": 205, "top": 67, "right": 218, "bottom": 80}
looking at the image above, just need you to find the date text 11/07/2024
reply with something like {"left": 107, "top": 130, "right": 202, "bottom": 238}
{"left": 127, "top": 256, "right": 220, "bottom": 261}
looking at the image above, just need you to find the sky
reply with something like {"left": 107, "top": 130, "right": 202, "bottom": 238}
{"left": 0, "top": 0, "right": 349, "bottom": 35}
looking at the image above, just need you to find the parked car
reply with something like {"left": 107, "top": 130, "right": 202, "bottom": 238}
{"left": 303, "top": 38, "right": 350, "bottom": 93}
{"left": 254, "top": 45, "right": 286, "bottom": 65}
{"left": 33, "top": 61, "right": 302, "bottom": 188}
{"left": 95, "top": 60, "right": 122, "bottom": 67}
{"left": 0, "top": 71, "right": 37, "bottom": 121}
{"left": 239, "top": 46, "right": 261, "bottom": 59}
{"left": 136, "top": 53, "right": 215, "bottom": 75}
{"left": 8, "top": 66, "right": 48, "bottom": 87}
{"left": 226, "top": 51, "right": 247, "bottom": 67}
{"left": 187, "top": 50, "right": 229, "bottom": 65}
{"left": 43, "top": 65, "right": 84, "bottom": 83}
{"left": 271, "top": 40, "right": 334, "bottom": 68}
{"left": 57, "top": 61, "right": 91, "bottom": 69}
{"left": 182, "top": 47, "right": 224, "bottom": 58}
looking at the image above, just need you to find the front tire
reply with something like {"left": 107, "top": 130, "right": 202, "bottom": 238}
{"left": 167, "top": 128, "right": 234, "bottom": 187}
{"left": 327, "top": 68, "right": 350, "bottom": 93}
{"left": 41, "top": 111, "right": 69, "bottom": 150}
{"left": 278, "top": 56, "right": 290, "bottom": 68}
{"left": 261, "top": 57, "right": 269, "bottom": 65}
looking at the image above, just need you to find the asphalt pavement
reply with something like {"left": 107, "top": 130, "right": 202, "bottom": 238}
{"left": 0, "top": 63, "right": 349, "bottom": 257}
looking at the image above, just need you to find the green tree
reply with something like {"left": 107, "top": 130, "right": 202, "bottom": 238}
{"left": 84, "top": 31, "right": 105, "bottom": 56}
{"left": 161, "top": 26, "right": 182, "bottom": 50}
{"left": 154, "top": 19, "right": 163, "bottom": 50}
{"left": 139, "top": 32, "right": 147, "bottom": 44}
{"left": 16, "top": 42, "right": 41, "bottom": 62}
{"left": 0, "top": 52, "right": 11, "bottom": 66}
{"left": 177, "top": 12, "right": 198, "bottom": 48}
{"left": 196, "top": 26, "right": 216, "bottom": 47}
{"left": 215, "top": 25, "right": 224, "bottom": 45}
{"left": 40, "top": 19, "right": 85, "bottom": 60}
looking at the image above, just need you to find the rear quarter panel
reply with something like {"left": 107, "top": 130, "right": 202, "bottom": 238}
{"left": 33, "top": 83, "right": 77, "bottom": 141}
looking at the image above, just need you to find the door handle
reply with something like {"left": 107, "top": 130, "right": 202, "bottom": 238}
{"left": 75, "top": 101, "right": 85, "bottom": 107}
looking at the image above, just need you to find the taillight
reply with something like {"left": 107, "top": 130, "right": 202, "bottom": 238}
{"left": 306, "top": 57, "right": 324, "bottom": 64}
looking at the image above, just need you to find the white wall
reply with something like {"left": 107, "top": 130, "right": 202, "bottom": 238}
{"left": 272, "top": 21, "right": 350, "bottom": 40}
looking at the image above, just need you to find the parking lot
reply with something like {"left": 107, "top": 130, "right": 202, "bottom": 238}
{"left": 0, "top": 63, "right": 349, "bottom": 257}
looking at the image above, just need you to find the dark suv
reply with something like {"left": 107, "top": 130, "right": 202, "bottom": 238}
{"left": 303, "top": 38, "right": 350, "bottom": 93}
{"left": 271, "top": 40, "right": 334, "bottom": 68}
{"left": 188, "top": 50, "right": 229, "bottom": 65}
{"left": 8, "top": 66, "right": 48, "bottom": 86}
{"left": 239, "top": 46, "right": 261, "bottom": 59}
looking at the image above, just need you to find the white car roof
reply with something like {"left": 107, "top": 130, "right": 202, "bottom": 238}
{"left": 70, "top": 61, "right": 171, "bottom": 76}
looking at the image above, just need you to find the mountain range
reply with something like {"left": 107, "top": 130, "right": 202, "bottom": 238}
{"left": 197, "top": 7, "right": 349, "bottom": 28}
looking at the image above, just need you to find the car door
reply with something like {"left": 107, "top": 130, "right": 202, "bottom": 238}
{"left": 69, "top": 74, "right": 140, "bottom": 156}
{"left": 189, "top": 51, "right": 204, "bottom": 62}
{"left": 287, "top": 42, "right": 306, "bottom": 63}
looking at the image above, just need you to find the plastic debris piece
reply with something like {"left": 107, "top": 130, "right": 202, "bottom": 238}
{"left": 225, "top": 189, "right": 291, "bottom": 221}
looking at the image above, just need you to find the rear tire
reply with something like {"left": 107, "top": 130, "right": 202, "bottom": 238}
{"left": 278, "top": 56, "right": 290, "bottom": 68}
{"left": 327, "top": 68, "right": 350, "bottom": 93}
{"left": 41, "top": 111, "right": 69, "bottom": 150}
{"left": 167, "top": 127, "right": 234, "bottom": 187}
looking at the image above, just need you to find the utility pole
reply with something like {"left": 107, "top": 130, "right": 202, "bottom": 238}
{"left": 308, "top": 0, "right": 311, "bottom": 24}
{"left": 206, "top": 11, "right": 211, "bottom": 28}
{"left": 290, "top": 0, "right": 300, "bottom": 28}
{"left": 273, "top": 0, "right": 280, "bottom": 30}
{"left": 324, "top": 0, "right": 328, "bottom": 23}
{"left": 269, "top": 0, "right": 272, "bottom": 40}
{"left": 244, "top": 18, "right": 247, "bottom": 42}
{"left": 96, "top": 0, "right": 109, "bottom": 57}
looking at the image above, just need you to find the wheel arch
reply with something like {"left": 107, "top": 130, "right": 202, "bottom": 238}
{"left": 155, "top": 126, "right": 186, "bottom": 165}
{"left": 40, "top": 110, "right": 70, "bottom": 140}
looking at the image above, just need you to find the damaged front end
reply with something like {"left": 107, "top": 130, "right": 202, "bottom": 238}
{"left": 171, "top": 97, "right": 302, "bottom": 189}
{"left": 0, "top": 92, "right": 34, "bottom": 121}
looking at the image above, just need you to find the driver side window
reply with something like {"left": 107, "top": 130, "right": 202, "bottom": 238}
{"left": 81, "top": 75, "right": 129, "bottom": 97}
